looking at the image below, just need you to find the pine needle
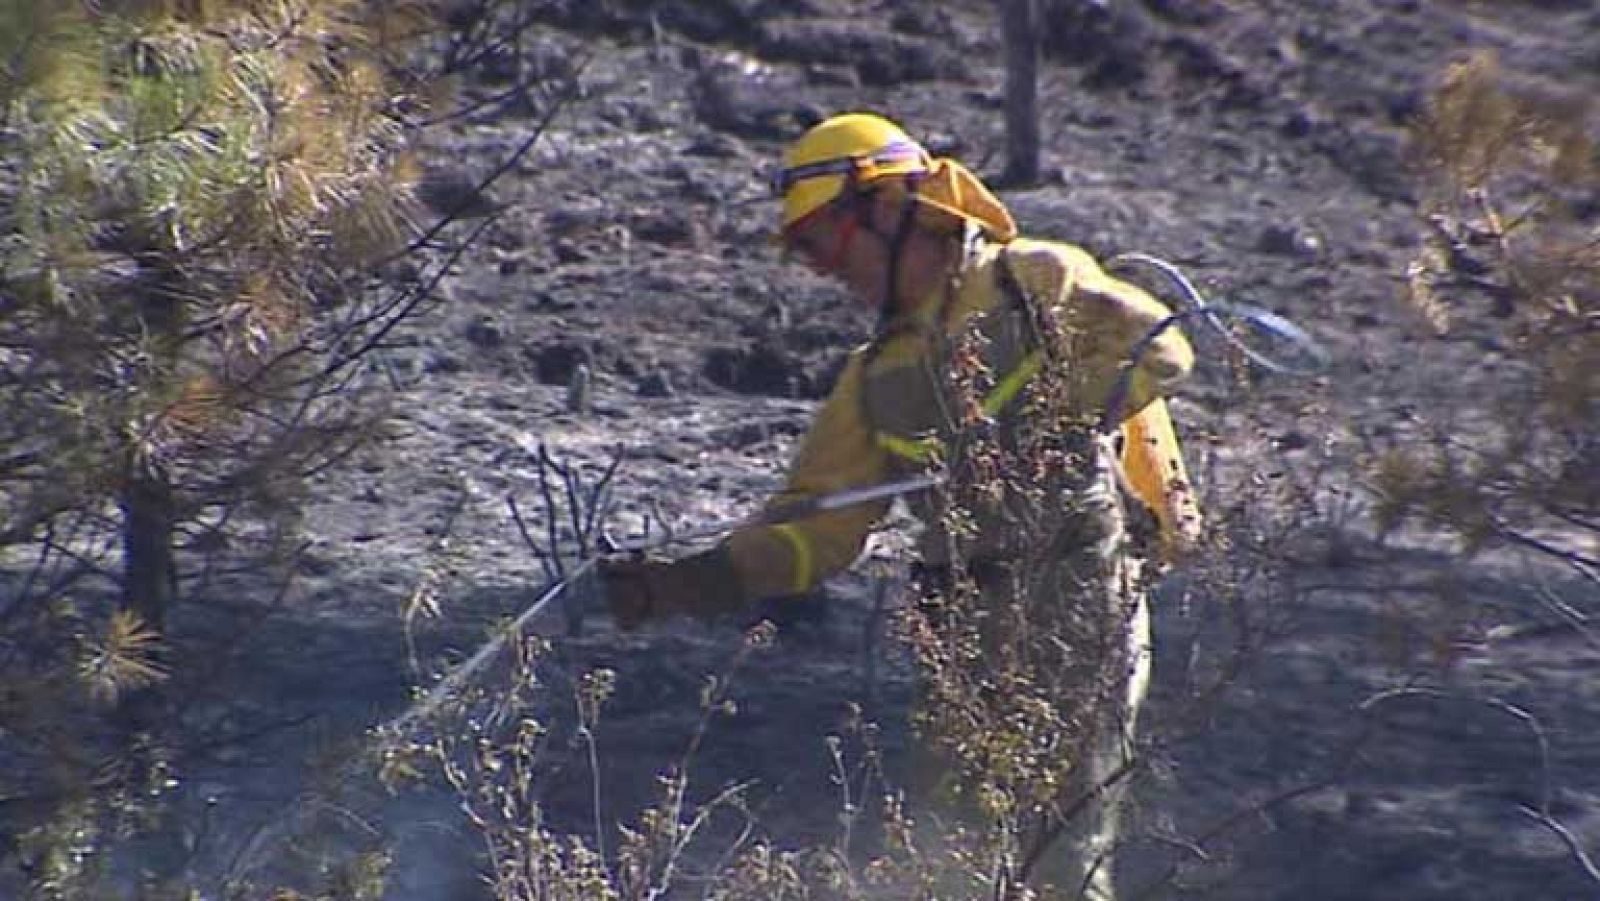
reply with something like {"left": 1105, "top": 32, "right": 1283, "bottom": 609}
{"left": 78, "top": 609, "right": 168, "bottom": 705}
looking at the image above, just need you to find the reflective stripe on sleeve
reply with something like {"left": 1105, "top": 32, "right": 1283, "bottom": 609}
{"left": 875, "top": 432, "right": 940, "bottom": 462}
{"left": 772, "top": 523, "right": 814, "bottom": 593}
{"left": 980, "top": 350, "right": 1043, "bottom": 417}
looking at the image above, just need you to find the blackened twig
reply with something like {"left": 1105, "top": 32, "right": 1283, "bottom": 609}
{"left": 1518, "top": 805, "right": 1600, "bottom": 887}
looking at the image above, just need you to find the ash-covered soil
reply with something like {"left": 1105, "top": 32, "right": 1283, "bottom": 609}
{"left": 12, "top": 2, "right": 1600, "bottom": 899}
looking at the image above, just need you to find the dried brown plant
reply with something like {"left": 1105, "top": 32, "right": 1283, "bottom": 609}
{"left": 1398, "top": 50, "right": 1598, "bottom": 574}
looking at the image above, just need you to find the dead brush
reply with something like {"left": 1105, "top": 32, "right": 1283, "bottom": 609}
{"left": 1352, "top": 48, "right": 1600, "bottom": 891}
{"left": 1399, "top": 50, "right": 1598, "bottom": 581}
{"left": 883, "top": 291, "right": 1156, "bottom": 898}
{"left": 412, "top": 619, "right": 785, "bottom": 901}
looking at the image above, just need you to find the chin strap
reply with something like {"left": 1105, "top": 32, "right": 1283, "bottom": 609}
{"left": 880, "top": 191, "right": 921, "bottom": 316}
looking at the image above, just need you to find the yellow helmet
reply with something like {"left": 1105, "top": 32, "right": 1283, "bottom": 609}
{"left": 772, "top": 113, "right": 932, "bottom": 233}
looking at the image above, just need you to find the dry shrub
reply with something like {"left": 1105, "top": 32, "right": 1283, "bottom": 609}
{"left": 1396, "top": 51, "right": 1598, "bottom": 569}
{"left": 886, "top": 288, "right": 1163, "bottom": 898}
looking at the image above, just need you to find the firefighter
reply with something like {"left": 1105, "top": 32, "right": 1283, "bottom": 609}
{"left": 602, "top": 112, "right": 1201, "bottom": 898}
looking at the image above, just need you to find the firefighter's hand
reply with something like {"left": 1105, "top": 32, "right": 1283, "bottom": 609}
{"left": 598, "top": 550, "right": 740, "bottom": 629}
{"left": 598, "top": 556, "right": 667, "bottom": 629}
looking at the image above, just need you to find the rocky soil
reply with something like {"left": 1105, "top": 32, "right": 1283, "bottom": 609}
{"left": 9, "top": 1, "right": 1600, "bottom": 899}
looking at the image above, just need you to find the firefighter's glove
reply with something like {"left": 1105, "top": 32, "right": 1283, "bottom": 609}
{"left": 599, "top": 548, "right": 741, "bottom": 630}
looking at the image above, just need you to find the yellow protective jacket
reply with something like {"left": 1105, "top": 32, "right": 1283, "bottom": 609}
{"left": 722, "top": 236, "right": 1201, "bottom": 603}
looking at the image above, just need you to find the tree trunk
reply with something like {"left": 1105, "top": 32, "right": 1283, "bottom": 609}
{"left": 1001, "top": 0, "right": 1042, "bottom": 186}
{"left": 121, "top": 257, "right": 186, "bottom": 634}
{"left": 120, "top": 459, "right": 176, "bottom": 633}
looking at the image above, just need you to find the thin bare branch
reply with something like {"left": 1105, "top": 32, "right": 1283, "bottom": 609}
{"left": 1518, "top": 805, "right": 1600, "bottom": 887}
{"left": 1361, "top": 688, "right": 1553, "bottom": 811}
{"left": 507, "top": 493, "right": 557, "bottom": 583}
{"left": 1492, "top": 517, "right": 1600, "bottom": 570}
{"left": 535, "top": 445, "right": 567, "bottom": 580}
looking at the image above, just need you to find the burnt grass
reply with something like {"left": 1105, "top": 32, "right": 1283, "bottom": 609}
{"left": 8, "top": 2, "right": 1600, "bottom": 899}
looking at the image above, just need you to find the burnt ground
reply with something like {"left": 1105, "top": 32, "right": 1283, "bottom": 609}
{"left": 6, "top": 1, "right": 1600, "bottom": 898}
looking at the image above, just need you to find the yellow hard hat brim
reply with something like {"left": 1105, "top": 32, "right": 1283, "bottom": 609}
{"left": 780, "top": 173, "right": 848, "bottom": 234}
{"left": 772, "top": 153, "right": 1017, "bottom": 245}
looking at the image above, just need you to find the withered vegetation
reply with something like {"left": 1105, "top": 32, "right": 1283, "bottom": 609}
{"left": 1393, "top": 51, "right": 1597, "bottom": 574}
